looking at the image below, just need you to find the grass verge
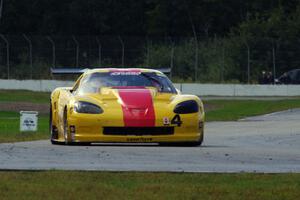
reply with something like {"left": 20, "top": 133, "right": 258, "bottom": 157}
{"left": 204, "top": 99, "right": 300, "bottom": 121}
{"left": 0, "top": 111, "right": 49, "bottom": 143}
{"left": 0, "top": 171, "right": 299, "bottom": 200}
{"left": 0, "top": 90, "right": 50, "bottom": 103}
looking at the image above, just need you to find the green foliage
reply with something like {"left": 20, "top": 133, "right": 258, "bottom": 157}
{"left": 144, "top": 37, "right": 249, "bottom": 83}
{"left": 1, "top": 0, "right": 299, "bottom": 37}
{"left": 2, "top": 1, "right": 300, "bottom": 81}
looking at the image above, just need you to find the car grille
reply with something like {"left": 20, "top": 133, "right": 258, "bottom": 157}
{"left": 103, "top": 127, "right": 174, "bottom": 136}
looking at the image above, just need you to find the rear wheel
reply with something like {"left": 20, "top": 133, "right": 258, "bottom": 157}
{"left": 50, "top": 102, "right": 62, "bottom": 145}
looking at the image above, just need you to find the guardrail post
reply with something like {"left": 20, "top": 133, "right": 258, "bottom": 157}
{"left": 0, "top": 34, "right": 9, "bottom": 79}
{"left": 23, "top": 34, "right": 33, "bottom": 79}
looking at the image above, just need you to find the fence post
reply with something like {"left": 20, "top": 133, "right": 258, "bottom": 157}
{"left": 221, "top": 45, "right": 225, "bottom": 82}
{"left": 46, "top": 36, "right": 56, "bottom": 68}
{"left": 246, "top": 43, "right": 250, "bottom": 84}
{"left": 96, "top": 37, "right": 102, "bottom": 67}
{"left": 169, "top": 37, "right": 174, "bottom": 79}
{"left": 23, "top": 34, "right": 33, "bottom": 79}
{"left": 194, "top": 38, "right": 199, "bottom": 82}
{"left": 118, "top": 36, "right": 124, "bottom": 66}
{"left": 146, "top": 37, "right": 150, "bottom": 67}
{"left": 272, "top": 44, "right": 276, "bottom": 84}
{"left": 0, "top": 0, "right": 3, "bottom": 22}
{"left": 72, "top": 36, "right": 79, "bottom": 67}
{"left": 0, "top": 34, "right": 9, "bottom": 79}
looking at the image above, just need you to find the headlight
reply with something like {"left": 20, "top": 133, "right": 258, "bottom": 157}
{"left": 74, "top": 101, "right": 103, "bottom": 114}
{"left": 174, "top": 100, "right": 199, "bottom": 114}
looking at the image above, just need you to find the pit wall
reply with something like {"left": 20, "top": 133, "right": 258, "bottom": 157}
{"left": 1, "top": 79, "right": 300, "bottom": 96}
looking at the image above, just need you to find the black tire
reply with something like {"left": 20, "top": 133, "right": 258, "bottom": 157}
{"left": 63, "top": 107, "right": 73, "bottom": 145}
{"left": 49, "top": 103, "right": 52, "bottom": 134}
{"left": 72, "top": 142, "right": 91, "bottom": 146}
{"left": 51, "top": 139, "right": 64, "bottom": 145}
{"left": 160, "top": 132, "right": 204, "bottom": 147}
{"left": 185, "top": 132, "right": 204, "bottom": 146}
{"left": 62, "top": 107, "right": 90, "bottom": 146}
{"left": 50, "top": 102, "right": 64, "bottom": 145}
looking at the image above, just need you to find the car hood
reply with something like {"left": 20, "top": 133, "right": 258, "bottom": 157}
{"left": 73, "top": 87, "right": 202, "bottom": 127}
{"left": 75, "top": 87, "right": 175, "bottom": 110}
{"left": 75, "top": 87, "right": 175, "bottom": 126}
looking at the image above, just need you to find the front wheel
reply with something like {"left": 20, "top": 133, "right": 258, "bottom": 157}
{"left": 184, "top": 131, "right": 204, "bottom": 146}
{"left": 63, "top": 107, "right": 73, "bottom": 145}
{"left": 183, "top": 134, "right": 203, "bottom": 146}
{"left": 159, "top": 133, "right": 204, "bottom": 147}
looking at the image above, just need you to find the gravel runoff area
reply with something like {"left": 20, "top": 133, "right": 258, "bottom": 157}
{"left": 0, "top": 102, "right": 49, "bottom": 114}
{"left": 0, "top": 109, "right": 299, "bottom": 173}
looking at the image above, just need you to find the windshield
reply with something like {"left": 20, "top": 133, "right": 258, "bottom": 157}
{"left": 77, "top": 72, "right": 177, "bottom": 94}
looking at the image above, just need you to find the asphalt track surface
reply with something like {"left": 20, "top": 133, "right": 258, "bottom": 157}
{"left": 0, "top": 109, "right": 299, "bottom": 172}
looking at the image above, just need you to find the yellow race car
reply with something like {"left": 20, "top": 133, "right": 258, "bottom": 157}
{"left": 50, "top": 68, "right": 205, "bottom": 146}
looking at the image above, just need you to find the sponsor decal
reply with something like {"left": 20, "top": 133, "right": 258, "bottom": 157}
{"left": 126, "top": 138, "right": 153, "bottom": 142}
{"left": 110, "top": 71, "right": 141, "bottom": 76}
{"left": 163, "top": 117, "right": 170, "bottom": 125}
{"left": 109, "top": 69, "right": 141, "bottom": 76}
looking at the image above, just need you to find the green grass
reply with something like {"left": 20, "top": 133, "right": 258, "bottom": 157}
{"left": 204, "top": 99, "right": 300, "bottom": 121}
{"left": 0, "top": 111, "right": 49, "bottom": 143}
{"left": 0, "top": 90, "right": 50, "bottom": 103}
{"left": 0, "top": 171, "right": 299, "bottom": 200}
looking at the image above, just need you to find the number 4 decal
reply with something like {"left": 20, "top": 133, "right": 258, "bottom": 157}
{"left": 171, "top": 114, "right": 182, "bottom": 127}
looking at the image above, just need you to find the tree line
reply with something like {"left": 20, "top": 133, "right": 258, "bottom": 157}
{"left": 1, "top": 0, "right": 300, "bottom": 82}
{"left": 0, "top": 0, "right": 298, "bottom": 37}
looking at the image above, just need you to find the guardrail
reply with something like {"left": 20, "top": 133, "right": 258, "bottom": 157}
{"left": 1, "top": 79, "right": 300, "bottom": 96}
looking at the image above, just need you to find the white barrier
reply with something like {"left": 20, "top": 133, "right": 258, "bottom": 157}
{"left": 0, "top": 79, "right": 300, "bottom": 96}
{"left": 182, "top": 84, "right": 300, "bottom": 96}
{"left": 0, "top": 79, "right": 73, "bottom": 92}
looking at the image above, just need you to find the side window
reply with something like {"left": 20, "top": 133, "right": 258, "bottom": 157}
{"left": 296, "top": 71, "right": 300, "bottom": 80}
{"left": 72, "top": 76, "right": 83, "bottom": 94}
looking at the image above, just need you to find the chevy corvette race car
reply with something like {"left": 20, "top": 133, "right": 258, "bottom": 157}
{"left": 50, "top": 68, "right": 205, "bottom": 146}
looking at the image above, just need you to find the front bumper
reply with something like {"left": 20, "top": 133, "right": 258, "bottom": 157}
{"left": 62, "top": 111, "right": 204, "bottom": 143}
{"left": 71, "top": 132, "right": 202, "bottom": 143}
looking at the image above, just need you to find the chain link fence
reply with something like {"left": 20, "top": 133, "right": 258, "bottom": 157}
{"left": 0, "top": 35, "right": 300, "bottom": 83}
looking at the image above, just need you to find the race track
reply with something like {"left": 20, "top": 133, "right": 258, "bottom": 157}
{"left": 0, "top": 109, "right": 299, "bottom": 172}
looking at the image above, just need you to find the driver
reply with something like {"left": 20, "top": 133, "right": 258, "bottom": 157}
{"left": 80, "top": 75, "right": 106, "bottom": 93}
